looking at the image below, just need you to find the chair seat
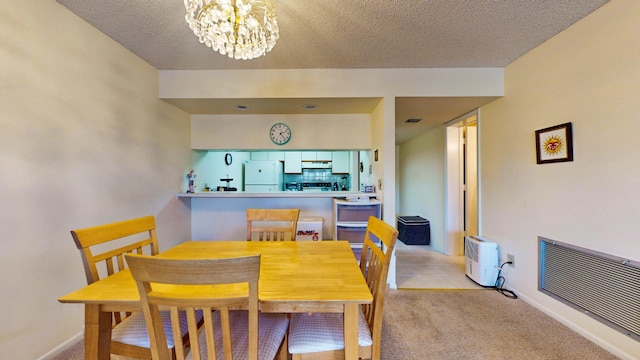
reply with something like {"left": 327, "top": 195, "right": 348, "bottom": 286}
{"left": 288, "top": 309, "right": 372, "bottom": 354}
{"left": 188, "top": 310, "right": 289, "bottom": 360}
{"left": 113, "top": 310, "right": 203, "bottom": 348}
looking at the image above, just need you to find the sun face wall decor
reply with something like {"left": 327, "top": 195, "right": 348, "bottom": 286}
{"left": 535, "top": 122, "right": 573, "bottom": 164}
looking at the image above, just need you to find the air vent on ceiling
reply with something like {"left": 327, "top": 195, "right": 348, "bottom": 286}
{"left": 405, "top": 118, "right": 422, "bottom": 123}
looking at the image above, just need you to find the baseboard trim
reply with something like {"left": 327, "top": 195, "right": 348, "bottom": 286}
{"left": 37, "top": 332, "right": 83, "bottom": 360}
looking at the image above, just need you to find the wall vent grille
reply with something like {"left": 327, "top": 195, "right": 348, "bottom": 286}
{"left": 538, "top": 236, "right": 640, "bottom": 341}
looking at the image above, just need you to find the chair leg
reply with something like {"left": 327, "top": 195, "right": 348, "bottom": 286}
{"left": 276, "top": 332, "right": 290, "bottom": 360}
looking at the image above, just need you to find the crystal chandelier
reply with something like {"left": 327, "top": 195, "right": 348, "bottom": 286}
{"left": 185, "top": 0, "right": 279, "bottom": 60}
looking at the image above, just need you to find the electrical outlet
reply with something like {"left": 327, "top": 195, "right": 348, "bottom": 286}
{"left": 507, "top": 254, "right": 515, "bottom": 267}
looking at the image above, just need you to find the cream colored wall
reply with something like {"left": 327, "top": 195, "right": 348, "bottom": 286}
{"left": 191, "top": 113, "right": 372, "bottom": 149}
{"left": 160, "top": 68, "right": 504, "bottom": 98}
{"left": 480, "top": 0, "right": 640, "bottom": 357}
{"left": 0, "top": 1, "right": 191, "bottom": 359}
{"left": 397, "top": 125, "right": 446, "bottom": 252}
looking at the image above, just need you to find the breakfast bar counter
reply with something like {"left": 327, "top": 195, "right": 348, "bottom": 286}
{"left": 177, "top": 191, "right": 377, "bottom": 199}
{"left": 178, "top": 191, "right": 380, "bottom": 241}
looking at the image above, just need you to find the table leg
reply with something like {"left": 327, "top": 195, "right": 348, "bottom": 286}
{"left": 84, "top": 304, "right": 113, "bottom": 360}
{"left": 343, "top": 303, "right": 358, "bottom": 360}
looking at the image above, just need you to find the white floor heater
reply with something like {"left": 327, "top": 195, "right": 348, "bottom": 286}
{"left": 464, "top": 236, "right": 499, "bottom": 287}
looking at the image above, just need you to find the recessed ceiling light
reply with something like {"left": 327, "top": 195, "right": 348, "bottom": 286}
{"left": 236, "top": 105, "right": 249, "bottom": 110}
{"left": 302, "top": 104, "right": 318, "bottom": 111}
{"left": 405, "top": 118, "right": 422, "bottom": 123}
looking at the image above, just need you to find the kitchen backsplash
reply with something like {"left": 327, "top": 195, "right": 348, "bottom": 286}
{"left": 284, "top": 169, "right": 350, "bottom": 190}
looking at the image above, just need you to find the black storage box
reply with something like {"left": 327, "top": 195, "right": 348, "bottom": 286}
{"left": 397, "top": 216, "right": 430, "bottom": 245}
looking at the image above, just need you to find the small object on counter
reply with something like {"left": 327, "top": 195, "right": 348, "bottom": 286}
{"left": 218, "top": 176, "right": 237, "bottom": 191}
{"left": 216, "top": 186, "right": 237, "bottom": 192}
{"left": 346, "top": 196, "right": 370, "bottom": 203}
{"left": 186, "top": 169, "right": 196, "bottom": 193}
{"left": 360, "top": 185, "right": 374, "bottom": 193}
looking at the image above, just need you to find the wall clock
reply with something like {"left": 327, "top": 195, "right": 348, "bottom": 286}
{"left": 270, "top": 122, "right": 291, "bottom": 145}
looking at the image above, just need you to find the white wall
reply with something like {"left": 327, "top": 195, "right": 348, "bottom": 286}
{"left": 190, "top": 151, "right": 252, "bottom": 191}
{"left": 0, "top": 1, "right": 191, "bottom": 358}
{"left": 480, "top": 0, "right": 640, "bottom": 358}
{"left": 397, "top": 125, "right": 446, "bottom": 252}
{"left": 190, "top": 197, "right": 334, "bottom": 240}
{"left": 191, "top": 114, "right": 372, "bottom": 150}
{"left": 160, "top": 68, "right": 504, "bottom": 99}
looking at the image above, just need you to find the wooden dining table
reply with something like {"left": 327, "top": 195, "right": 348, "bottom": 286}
{"left": 58, "top": 240, "right": 373, "bottom": 360}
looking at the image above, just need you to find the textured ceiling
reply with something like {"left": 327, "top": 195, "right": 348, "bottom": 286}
{"left": 56, "top": 0, "right": 609, "bottom": 143}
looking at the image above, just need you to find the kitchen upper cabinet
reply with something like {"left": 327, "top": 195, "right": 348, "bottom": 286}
{"left": 301, "top": 151, "right": 332, "bottom": 161}
{"left": 332, "top": 151, "right": 350, "bottom": 173}
{"left": 267, "top": 151, "right": 284, "bottom": 161}
{"left": 251, "top": 152, "right": 268, "bottom": 160}
{"left": 251, "top": 151, "right": 284, "bottom": 160}
{"left": 316, "top": 151, "right": 332, "bottom": 161}
{"left": 301, "top": 151, "right": 316, "bottom": 161}
{"left": 284, "top": 151, "right": 302, "bottom": 173}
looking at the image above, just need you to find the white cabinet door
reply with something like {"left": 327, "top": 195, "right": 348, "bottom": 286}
{"left": 284, "top": 151, "right": 302, "bottom": 173}
{"left": 301, "top": 151, "right": 332, "bottom": 161}
{"left": 316, "top": 151, "right": 332, "bottom": 161}
{"left": 267, "top": 151, "right": 284, "bottom": 161}
{"left": 332, "top": 151, "right": 350, "bottom": 173}
{"left": 301, "top": 151, "right": 316, "bottom": 161}
{"left": 251, "top": 152, "right": 268, "bottom": 160}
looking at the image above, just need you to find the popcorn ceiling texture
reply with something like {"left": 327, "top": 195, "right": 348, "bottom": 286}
{"left": 56, "top": 0, "right": 609, "bottom": 70}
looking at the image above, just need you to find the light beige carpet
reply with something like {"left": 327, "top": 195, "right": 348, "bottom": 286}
{"left": 54, "top": 289, "right": 619, "bottom": 360}
{"left": 380, "top": 289, "right": 619, "bottom": 359}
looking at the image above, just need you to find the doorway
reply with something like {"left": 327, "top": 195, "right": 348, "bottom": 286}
{"left": 445, "top": 111, "right": 479, "bottom": 256}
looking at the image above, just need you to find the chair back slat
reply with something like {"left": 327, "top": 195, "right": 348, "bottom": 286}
{"left": 359, "top": 216, "right": 398, "bottom": 360}
{"left": 126, "top": 254, "right": 262, "bottom": 360}
{"left": 71, "top": 215, "right": 159, "bottom": 327}
{"left": 246, "top": 208, "right": 300, "bottom": 241}
{"left": 71, "top": 215, "right": 159, "bottom": 285}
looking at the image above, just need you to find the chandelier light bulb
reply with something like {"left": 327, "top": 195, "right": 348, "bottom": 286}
{"left": 185, "top": 0, "right": 279, "bottom": 60}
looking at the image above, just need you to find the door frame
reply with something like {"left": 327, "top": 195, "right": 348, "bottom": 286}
{"left": 444, "top": 110, "right": 480, "bottom": 256}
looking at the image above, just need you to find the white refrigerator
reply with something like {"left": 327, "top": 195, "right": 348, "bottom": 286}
{"left": 244, "top": 160, "right": 283, "bottom": 192}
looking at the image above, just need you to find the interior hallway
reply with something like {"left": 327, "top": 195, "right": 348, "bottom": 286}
{"left": 395, "top": 241, "right": 485, "bottom": 289}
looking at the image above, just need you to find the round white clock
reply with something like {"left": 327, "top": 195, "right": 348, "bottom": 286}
{"left": 270, "top": 122, "right": 291, "bottom": 145}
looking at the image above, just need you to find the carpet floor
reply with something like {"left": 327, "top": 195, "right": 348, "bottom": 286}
{"left": 380, "top": 289, "right": 619, "bottom": 359}
{"left": 54, "top": 289, "right": 619, "bottom": 360}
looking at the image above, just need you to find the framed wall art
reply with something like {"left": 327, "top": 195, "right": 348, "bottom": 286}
{"left": 535, "top": 122, "right": 573, "bottom": 164}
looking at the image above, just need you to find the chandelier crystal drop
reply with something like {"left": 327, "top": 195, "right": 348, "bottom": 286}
{"left": 184, "top": 0, "right": 279, "bottom": 60}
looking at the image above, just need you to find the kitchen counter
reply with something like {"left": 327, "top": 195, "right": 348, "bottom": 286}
{"left": 177, "top": 191, "right": 377, "bottom": 199}
{"left": 180, "top": 191, "right": 379, "bottom": 241}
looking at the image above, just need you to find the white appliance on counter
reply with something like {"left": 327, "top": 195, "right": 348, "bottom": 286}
{"left": 244, "top": 160, "right": 283, "bottom": 192}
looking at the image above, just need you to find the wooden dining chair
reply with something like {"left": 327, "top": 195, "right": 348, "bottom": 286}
{"left": 71, "top": 215, "right": 200, "bottom": 359}
{"left": 246, "top": 208, "right": 300, "bottom": 241}
{"left": 125, "top": 253, "right": 290, "bottom": 360}
{"left": 287, "top": 216, "right": 398, "bottom": 360}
